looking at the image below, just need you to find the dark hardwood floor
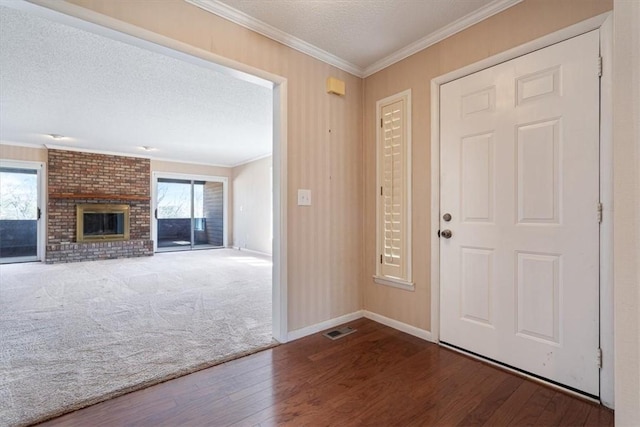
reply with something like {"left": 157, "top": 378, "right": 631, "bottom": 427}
{"left": 37, "top": 318, "right": 613, "bottom": 426}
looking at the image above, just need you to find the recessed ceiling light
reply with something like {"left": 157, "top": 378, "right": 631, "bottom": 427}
{"left": 139, "top": 146, "right": 156, "bottom": 152}
{"left": 48, "top": 134, "right": 64, "bottom": 140}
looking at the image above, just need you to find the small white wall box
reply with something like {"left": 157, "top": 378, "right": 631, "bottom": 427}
{"left": 326, "top": 77, "right": 346, "bottom": 96}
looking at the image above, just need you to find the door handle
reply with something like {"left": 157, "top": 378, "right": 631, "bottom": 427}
{"left": 441, "top": 229, "right": 453, "bottom": 239}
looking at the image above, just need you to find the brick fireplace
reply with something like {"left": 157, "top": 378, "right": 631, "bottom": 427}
{"left": 46, "top": 149, "right": 153, "bottom": 263}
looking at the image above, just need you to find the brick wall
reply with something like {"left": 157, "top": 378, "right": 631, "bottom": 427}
{"left": 46, "top": 149, "right": 153, "bottom": 263}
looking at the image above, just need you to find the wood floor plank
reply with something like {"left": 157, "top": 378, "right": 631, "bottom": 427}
{"left": 558, "top": 396, "right": 597, "bottom": 426}
{"left": 482, "top": 380, "right": 539, "bottom": 426}
{"left": 430, "top": 363, "right": 508, "bottom": 426}
{"left": 584, "top": 403, "right": 615, "bottom": 426}
{"left": 534, "top": 390, "right": 575, "bottom": 426}
{"left": 509, "top": 385, "right": 556, "bottom": 426}
{"left": 399, "top": 357, "right": 475, "bottom": 425}
{"left": 388, "top": 348, "right": 467, "bottom": 423}
{"left": 243, "top": 333, "right": 430, "bottom": 426}
{"left": 324, "top": 348, "right": 441, "bottom": 425}
{"left": 238, "top": 348, "right": 440, "bottom": 426}
{"left": 37, "top": 319, "right": 614, "bottom": 427}
{"left": 457, "top": 374, "right": 524, "bottom": 426}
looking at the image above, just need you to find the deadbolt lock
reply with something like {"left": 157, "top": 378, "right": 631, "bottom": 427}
{"left": 443, "top": 213, "right": 452, "bottom": 222}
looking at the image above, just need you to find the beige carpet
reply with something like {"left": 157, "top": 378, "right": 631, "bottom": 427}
{"left": 0, "top": 249, "right": 274, "bottom": 427}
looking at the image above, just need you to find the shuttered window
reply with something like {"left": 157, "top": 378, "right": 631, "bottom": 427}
{"left": 375, "top": 90, "right": 413, "bottom": 290}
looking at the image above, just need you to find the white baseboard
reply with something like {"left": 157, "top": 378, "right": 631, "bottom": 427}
{"left": 363, "top": 310, "right": 435, "bottom": 342}
{"left": 285, "top": 310, "right": 435, "bottom": 343}
{"left": 230, "top": 246, "right": 272, "bottom": 257}
{"left": 286, "top": 310, "right": 364, "bottom": 342}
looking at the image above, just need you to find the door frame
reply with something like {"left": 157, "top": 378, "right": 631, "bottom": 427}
{"left": 430, "top": 12, "right": 613, "bottom": 406}
{"left": 0, "top": 159, "right": 47, "bottom": 263}
{"left": 12, "top": 0, "right": 289, "bottom": 343}
{"left": 151, "top": 172, "right": 229, "bottom": 252}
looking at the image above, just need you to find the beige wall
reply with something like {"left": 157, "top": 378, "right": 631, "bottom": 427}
{"left": 613, "top": 0, "right": 640, "bottom": 423}
{"left": 232, "top": 156, "right": 272, "bottom": 255}
{"left": 0, "top": 144, "right": 47, "bottom": 163}
{"left": 65, "top": 0, "right": 363, "bottom": 331}
{"left": 362, "top": 0, "right": 613, "bottom": 331}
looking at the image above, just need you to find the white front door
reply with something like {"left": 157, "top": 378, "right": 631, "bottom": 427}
{"left": 439, "top": 30, "right": 601, "bottom": 396}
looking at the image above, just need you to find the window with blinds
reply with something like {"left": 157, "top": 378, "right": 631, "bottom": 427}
{"left": 375, "top": 90, "right": 413, "bottom": 290}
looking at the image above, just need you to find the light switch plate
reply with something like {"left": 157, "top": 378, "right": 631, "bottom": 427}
{"left": 297, "top": 189, "right": 311, "bottom": 206}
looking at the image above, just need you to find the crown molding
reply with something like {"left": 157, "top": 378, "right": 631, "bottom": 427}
{"left": 185, "top": 0, "right": 364, "bottom": 77}
{"left": 44, "top": 144, "right": 241, "bottom": 168}
{"left": 230, "top": 151, "right": 272, "bottom": 168}
{"left": 363, "top": 0, "right": 524, "bottom": 77}
{"left": 44, "top": 144, "right": 153, "bottom": 160}
{"left": 1, "top": 141, "right": 261, "bottom": 168}
{"left": 186, "top": 0, "right": 523, "bottom": 79}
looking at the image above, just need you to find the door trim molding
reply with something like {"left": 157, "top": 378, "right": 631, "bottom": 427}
{"left": 272, "top": 80, "right": 288, "bottom": 343}
{"left": 430, "top": 11, "right": 613, "bottom": 406}
{"left": 0, "top": 159, "right": 46, "bottom": 263}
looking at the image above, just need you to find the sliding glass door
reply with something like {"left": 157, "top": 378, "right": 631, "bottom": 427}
{"left": 155, "top": 176, "right": 225, "bottom": 252}
{"left": 0, "top": 163, "right": 43, "bottom": 263}
{"left": 156, "top": 178, "right": 191, "bottom": 249}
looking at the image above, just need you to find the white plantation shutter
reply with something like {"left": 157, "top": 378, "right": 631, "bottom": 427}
{"left": 376, "top": 91, "right": 411, "bottom": 285}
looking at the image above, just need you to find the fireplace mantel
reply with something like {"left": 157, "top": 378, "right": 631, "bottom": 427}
{"left": 49, "top": 193, "right": 150, "bottom": 201}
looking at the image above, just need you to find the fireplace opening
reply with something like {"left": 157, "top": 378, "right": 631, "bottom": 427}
{"left": 76, "top": 204, "right": 130, "bottom": 242}
{"left": 85, "top": 212, "right": 124, "bottom": 236}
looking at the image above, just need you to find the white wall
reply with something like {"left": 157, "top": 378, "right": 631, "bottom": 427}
{"left": 232, "top": 156, "right": 272, "bottom": 255}
{"left": 613, "top": 0, "right": 640, "bottom": 423}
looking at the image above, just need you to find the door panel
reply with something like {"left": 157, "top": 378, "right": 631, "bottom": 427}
{"left": 460, "top": 247, "right": 493, "bottom": 326}
{"left": 440, "top": 30, "right": 600, "bottom": 396}
{"left": 516, "top": 252, "right": 560, "bottom": 344}
{"left": 461, "top": 133, "right": 494, "bottom": 222}
{"left": 517, "top": 120, "right": 560, "bottom": 223}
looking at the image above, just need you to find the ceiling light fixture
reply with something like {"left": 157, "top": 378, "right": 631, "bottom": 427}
{"left": 48, "top": 133, "right": 64, "bottom": 140}
{"left": 139, "top": 146, "right": 156, "bottom": 152}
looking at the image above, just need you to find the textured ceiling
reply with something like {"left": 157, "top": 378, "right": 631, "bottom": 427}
{"left": 0, "top": 5, "right": 273, "bottom": 167}
{"left": 213, "top": 0, "right": 499, "bottom": 71}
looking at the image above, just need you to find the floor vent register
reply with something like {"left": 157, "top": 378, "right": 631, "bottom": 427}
{"left": 322, "top": 326, "right": 357, "bottom": 340}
